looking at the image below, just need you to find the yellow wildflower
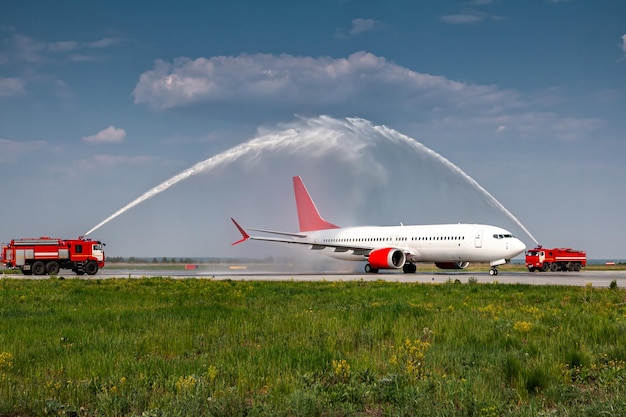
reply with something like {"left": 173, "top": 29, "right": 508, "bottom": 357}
{"left": 0, "top": 352, "right": 13, "bottom": 371}
{"left": 332, "top": 359, "right": 351, "bottom": 381}
{"left": 513, "top": 321, "right": 532, "bottom": 332}
{"left": 175, "top": 375, "right": 197, "bottom": 393}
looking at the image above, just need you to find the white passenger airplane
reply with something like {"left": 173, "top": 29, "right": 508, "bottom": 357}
{"left": 231, "top": 176, "right": 526, "bottom": 275}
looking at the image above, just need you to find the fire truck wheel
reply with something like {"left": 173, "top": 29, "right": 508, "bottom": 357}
{"left": 574, "top": 263, "right": 581, "bottom": 272}
{"left": 46, "top": 261, "right": 60, "bottom": 275}
{"left": 550, "top": 263, "right": 559, "bottom": 272}
{"left": 32, "top": 261, "right": 46, "bottom": 275}
{"left": 85, "top": 261, "right": 98, "bottom": 275}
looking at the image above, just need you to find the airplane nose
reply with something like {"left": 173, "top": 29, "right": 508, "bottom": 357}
{"left": 513, "top": 239, "right": 526, "bottom": 256}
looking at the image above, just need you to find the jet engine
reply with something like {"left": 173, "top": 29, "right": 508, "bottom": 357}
{"left": 368, "top": 248, "right": 406, "bottom": 269}
{"left": 435, "top": 261, "right": 470, "bottom": 270}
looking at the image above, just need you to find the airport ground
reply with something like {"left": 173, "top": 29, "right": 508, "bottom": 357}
{"left": 101, "top": 268, "right": 626, "bottom": 288}
{"left": 4, "top": 262, "right": 624, "bottom": 287}
{"left": 2, "top": 269, "right": 625, "bottom": 416}
{"left": 2, "top": 260, "right": 626, "bottom": 416}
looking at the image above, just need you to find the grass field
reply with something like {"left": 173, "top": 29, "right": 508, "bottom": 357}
{"left": 1, "top": 277, "right": 625, "bottom": 416}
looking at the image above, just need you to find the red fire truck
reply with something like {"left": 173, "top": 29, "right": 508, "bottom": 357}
{"left": 1, "top": 236, "right": 105, "bottom": 276}
{"left": 525, "top": 246, "right": 586, "bottom": 272}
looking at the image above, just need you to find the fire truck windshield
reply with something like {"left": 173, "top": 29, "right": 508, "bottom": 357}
{"left": 93, "top": 244, "right": 103, "bottom": 251}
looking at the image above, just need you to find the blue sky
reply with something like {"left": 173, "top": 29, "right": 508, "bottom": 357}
{"left": 1, "top": 0, "right": 625, "bottom": 261}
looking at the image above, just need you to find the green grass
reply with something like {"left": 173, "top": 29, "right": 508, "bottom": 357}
{"left": 0, "top": 278, "right": 625, "bottom": 416}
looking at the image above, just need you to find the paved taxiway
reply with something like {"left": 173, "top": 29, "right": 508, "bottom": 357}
{"left": 94, "top": 268, "right": 626, "bottom": 287}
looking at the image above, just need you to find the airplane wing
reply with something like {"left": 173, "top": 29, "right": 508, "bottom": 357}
{"left": 231, "top": 218, "right": 309, "bottom": 246}
{"left": 231, "top": 218, "right": 369, "bottom": 252}
{"left": 231, "top": 218, "right": 418, "bottom": 259}
{"left": 248, "top": 228, "right": 307, "bottom": 238}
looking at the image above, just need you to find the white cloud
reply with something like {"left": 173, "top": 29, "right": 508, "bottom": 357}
{"left": 0, "top": 138, "right": 47, "bottom": 162}
{"left": 48, "top": 40, "right": 80, "bottom": 52}
{"left": 440, "top": 9, "right": 503, "bottom": 25}
{"left": 132, "top": 51, "right": 603, "bottom": 144}
{"left": 441, "top": 13, "right": 484, "bottom": 24}
{"left": 479, "top": 113, "right": 603, "bottom": 141}
{"left": 48, "top": 154, "right": 158, "bottom": 179}
{"left": 80, "top": 154, "right": 153, "bottom": 169}
{"left": 592, "top": 89, "right": 622, "bottom": 104}
{"left": 0, "top": 77, "right": 26, "bottom": 97}
{"left": 89, "top": 37, "right": 122, "bottom": 48}
{"left": 12, "top": 34, "right": 45, "bottom": 63}
{"left": 621, "top": 34, "right": 626, "bottom": 53}
{"left": 5, "top": 33, "right": 124, "bottom": 64}
{"left": 69, "top": 54, "right": 99, "bottom": 62}
{"left": 335, "top": 18, "right": 385, "bottom": 38}
{"left": 133, "top": 51, "right": 517, "bottom": 112}
{"left": 82, "top": 126, "right": 126, "bottom": 145}
{"left": 349, "top": 18, "right": 385, "bottom": 35}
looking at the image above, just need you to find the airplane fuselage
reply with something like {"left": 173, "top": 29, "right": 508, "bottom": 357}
{"left": 301, "top": 223, "right": 525, "bottom": 264}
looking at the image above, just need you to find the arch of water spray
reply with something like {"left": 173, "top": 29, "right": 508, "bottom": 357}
{"left": 85, "top": 116, "right": 538, "bottom": 246}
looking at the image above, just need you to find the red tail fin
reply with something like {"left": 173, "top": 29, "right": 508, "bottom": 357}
{"left": 293, "top": 176, "right": 339, "bottom": 232}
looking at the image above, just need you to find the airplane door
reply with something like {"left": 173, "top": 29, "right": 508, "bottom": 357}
{"left": 474, "top": 230, "right": 483, "bottom": 248}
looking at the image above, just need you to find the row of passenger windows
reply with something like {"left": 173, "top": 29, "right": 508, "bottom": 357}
{"left": 322, "top": 236, "right": 466, "bottom": 243}
{"left": 493, "top": 234, "right": 514, "bottom": 239}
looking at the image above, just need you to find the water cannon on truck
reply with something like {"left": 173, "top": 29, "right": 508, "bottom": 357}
{"left": 525, "top": 245, "right": 586, "bottom": 272}
{"left": 1, "top": 236, "right": 105, "bottom": 276}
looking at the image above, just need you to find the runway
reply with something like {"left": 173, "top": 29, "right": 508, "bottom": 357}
{"left": 95, "top": 267, "right": 626, "bottom": 287}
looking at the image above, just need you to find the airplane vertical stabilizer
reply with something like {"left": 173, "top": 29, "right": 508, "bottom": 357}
{"left": 293, "top": 176, "right": 340, "bottom": 232}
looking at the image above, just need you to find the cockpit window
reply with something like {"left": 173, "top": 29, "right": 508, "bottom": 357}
{"left": 493, "top": 234, "right": 514, "bottom": 239}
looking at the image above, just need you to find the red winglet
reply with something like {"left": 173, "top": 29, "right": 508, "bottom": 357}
{"left": 231, "top": 218, "right": 250, "bottom": 245}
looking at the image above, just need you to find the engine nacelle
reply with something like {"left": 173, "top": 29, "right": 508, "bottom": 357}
{"left": 368, "top": 248, "right": 406, "bottom": 270}
{"left": 435, "top": 261, "right": 470, "bottom": 270}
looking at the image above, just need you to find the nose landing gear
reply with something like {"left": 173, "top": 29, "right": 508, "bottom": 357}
{"left": 489, "top": 267, "right": 499, "bottom": 276}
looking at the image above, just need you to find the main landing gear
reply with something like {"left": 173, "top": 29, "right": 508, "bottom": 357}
{"left": 364, "top": 263, "right": 418, "bottom": 274}
{"left": 365, "top": 263, "right": 502, "bottom": 275}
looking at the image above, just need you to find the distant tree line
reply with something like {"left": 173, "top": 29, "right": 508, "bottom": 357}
{"left": 105, "top": 256, "right": 277, "bottom": 264}
{"left": 107, "top": 257, "right": 199, "bottom": 264}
